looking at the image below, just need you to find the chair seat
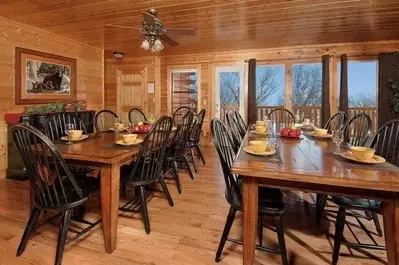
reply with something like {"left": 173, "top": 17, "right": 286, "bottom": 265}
{"left": 332, "top": 196, "right": 382, "bottom": 212}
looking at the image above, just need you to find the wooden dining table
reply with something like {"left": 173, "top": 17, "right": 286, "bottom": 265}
{"left": 55, "top": 132, "right": 142, "bottom": 254}
{"left": 231, "top": 130, "right": 399, "bottom": 265}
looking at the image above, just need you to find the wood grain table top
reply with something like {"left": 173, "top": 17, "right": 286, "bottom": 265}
{"left": 232, "top": 131, "right": 399, "bottom": 194}
{"left": 56, "top": 132, "right": 142, "bottom": 164}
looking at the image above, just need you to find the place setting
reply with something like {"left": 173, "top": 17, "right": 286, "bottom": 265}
{"left": 60, "top": 123, "right": 89, "bottom": 144}
{"left": 249, "top": 120, "right": 270, "bottom": 136}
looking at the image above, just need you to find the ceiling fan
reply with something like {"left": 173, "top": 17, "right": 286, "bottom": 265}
{"left": 105, "top": 9, "right": 195, "bottom": 52}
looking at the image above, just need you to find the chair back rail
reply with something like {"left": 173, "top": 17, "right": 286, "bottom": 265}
{"left": 44, "top": 113, "right": 87, "bottom": 141}
{"left": 267, "top": 108, "right": 296, "bottom": 127}
{"left": 324, "top": 111, "right": 347, "bottom": 133}
{"left": 128, "top": 116, "right": 173, "bottom": 185}
{"left": 172, "top": 106, "right": 192, "bottom": 126}
{"left": 344, "top": 113, "right": 372, "bottom": 146}
{"left": 370, "top": 118, "right": 399, "bottom": 166}
{"left": 211, "top": 118, "right": 242, "bottom": 207}
{"left": 128, "top": 108, "right": 147, "bottom": 124}
{"left": 234, "top": 110, "right": 247, "bottom": 137}
{"left": 12, "top": 124, "right": 84, "bottom": 209}
{"left": 226, "top": 112, "right": 242, "bottom": 152}
{"left": 190, "top": 109, "right": 206, "bottom": 144}
{"left": 94, "top": 110, "right": 119, "bottom": 132}
{"left": 169, "top": 111, "right": 195, "bottom": 158}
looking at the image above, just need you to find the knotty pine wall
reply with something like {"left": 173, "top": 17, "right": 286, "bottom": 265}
{"left": 105, "top": 41, "right": 399, "bottom": 143}
{"left": 0, "top": 16, "right": 103, "bottom": 178}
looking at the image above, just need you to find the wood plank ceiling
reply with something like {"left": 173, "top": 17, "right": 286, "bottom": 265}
{"left": 1, "top": 0, "right": 399, "bottom": 56}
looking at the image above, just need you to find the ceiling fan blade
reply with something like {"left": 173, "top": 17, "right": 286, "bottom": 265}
{"left": 164, "top": 28, "right": 195, "bottom": 36}
{"left": 142, "top": 11, "right": 160, "bottom": 25}
{"left": 161, "top": 34, "right": 179, "bottom": 47}
{"left": 104, "top": 24, "right": 140, "bottom": 30}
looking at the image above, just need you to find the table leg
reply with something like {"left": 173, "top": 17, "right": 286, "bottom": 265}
{"left": 383, "top": 197, "right": 399, "bottom": 265}
{"left": 243, "top": 176, "right": 258, "bottom": 265}
{"left": 100, "top": 163, "right": 120, "bottom": 254}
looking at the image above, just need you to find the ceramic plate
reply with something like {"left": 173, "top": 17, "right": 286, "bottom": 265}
{"left": 61, "top": 135, "right": 89, "bottom": 142}
{"left": 116, "top": 139, "right": 144, "bottom": 146}
{"left": 340, "top": 151, "right": 386, "bottom": 164}
{"left": 311, "top": 133, "right": 332, "bottom": 139}
{"left": 243, "top": 146, "right": 276, "bottom": 156}
{"left": 250, "top": 130, "right": 269, "bottom": 136}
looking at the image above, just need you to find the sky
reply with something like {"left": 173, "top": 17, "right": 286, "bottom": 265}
{"left": 255, "top": 61, "right": 378, "bottom": 106}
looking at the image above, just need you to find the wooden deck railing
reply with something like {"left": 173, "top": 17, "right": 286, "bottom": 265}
{"left": 220, "top": 104, "right": 377, "bottom": 132}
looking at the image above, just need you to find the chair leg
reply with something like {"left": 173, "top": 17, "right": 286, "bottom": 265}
{"left": 190, "top": 148, "right": 198, "bottom": 173}
{"left": 195, "top": 144, "right": 206, "bottom": 165}
{"left": 138, "top": 186, "right": 151, "bottom": 234}
{"left": 159, "top": 176, "right": 174, "bottom": 207}
{"left": 172, "top": 161, "right": 182, "bottom": 194}
{"left": 17, "top": 206, "right": 42, "bottom": 256}
{"left": 55, "top": 209, "right": 72, "bottom": 265}
{"left": 316, "top": 194, "right": 328, "bottom": 225}
{"left": 275, "top": 215, "right": 288, "bottom": 265}
{"left": 258, "top": 215, "right": 263, "bottom": 246}
{"left": 183, "top": 155, "right": 195, "bottom": 180}
{"left": 371, "top": 212, "right": 383, "bottom": 237}
{"left": 332, "top": 206, "right": 346, "bottom": 265}
{"left": 215, "top": 207, "right": 236, "bottom": 262}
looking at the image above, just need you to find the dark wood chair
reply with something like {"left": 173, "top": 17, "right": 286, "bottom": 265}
{"left": 331, "top": 118, "right": 399, "bottom": 265}
{"left": 234, "top": 110, "right": 247, "bottom": 137}
{"left": 188, "top": 109, "right": 206, "bottom": 166}
{"left": 172, "top": 106, "right": 191, "bottom": 125}
{"left": 164, "top": 111, "right": 195, "bottom": 193}
{"left": 13, "top": 124, "right": 100, "bottom": 265}
{"left": 225, "top": 112, "right": 242, "bottom": 153}
{"left": 343, "top": 113, "right": 372, "bottom": 146}
{"left": 324, "top": 111, "right": 346, "bottom": 133}
{"left": 268, "top": 108, "right": 295, "bottom": 128}
{"left": 128, "top": 108, "right": 147, "bottom": 124}
{"left": 211, "top": 118, "right": 288, "bottom": 265}
{"left": 94, "top": 109, "right": 119, "bottom": 132}
{"left": 120, "top": 116, "right": 174, "bottom": 234}
{"left": 44, "top": 112, "right": 87, "bottom": 141}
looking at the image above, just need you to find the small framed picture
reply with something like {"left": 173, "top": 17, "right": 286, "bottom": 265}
{"left": 147, "top": 82, "right": 155, "bottom": 94}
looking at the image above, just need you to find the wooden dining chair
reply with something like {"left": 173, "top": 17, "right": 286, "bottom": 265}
{"left": 13, "top": 124, "right": 100, "bottom": 265}
{"left": 164, "top": 111, "right": 195, "bottom": 193}
{"left": 343, "top": 113, "right": 372, "bottom": 146}
{"left": 94, "top": 109, "right": 119, "bottom": 132}
{"left": 128, "top": 107, "right": 147, "bottom": 124}
{"left": 331, "top": 118, "right": 399, "bottom": 265}
{"left": 268, "top": 108, "right": 295, "bottom": 128}
{"left": 234, "top": 110, "right": 247, "bottom": 137}
{"left": 44, "top": 112, "right": 87, "bottom": 141}
{"left": 211, "top": 118, "right": 288, "bottom": 265}
{"left": 120, "top": 116, "right": 174, "bottom": 234}
{"left": 324, "top": 111, "right": 346, "bottom": 133}
{"left": 188, "top": 109, "right": 206, "bottom": 166}
{"left": 225, "top": 112, "right": 242, "bottom": 153}
{"left": 172, "top": 106, "right": 191, "bottom": 125}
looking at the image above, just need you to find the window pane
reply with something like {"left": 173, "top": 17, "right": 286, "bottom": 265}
{"left": 292, "top": 63, "right": 322, "bottom": 126}
{"left": 220, "top": 72, "right": 240, "bottom": 106}
{"left": 255, "top": 65, "right": 285, "bottom": 106}
{"left": 171, "top": 70, "right": 198, "bottom": 115}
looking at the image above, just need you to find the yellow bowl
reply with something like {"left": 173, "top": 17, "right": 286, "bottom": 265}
{"left": 314, "top": 128, "right": 328, "bottom": 135}
{"left": 68, "top": 130, "right": 83, "bottom": 140}
{"left": 255, "top": 125, "right": 266, "bottom": 133}
{"left": 256, "top": 120, "right": 265, "bottom": 126}
{"left": 122, "top": 134, "right": 138, "bottom": 144}
{"left": 350, "top": 146, "right": 375, "bottom": 161}
{"left": 249, "top": 140, "right": 267, "bottom": 153}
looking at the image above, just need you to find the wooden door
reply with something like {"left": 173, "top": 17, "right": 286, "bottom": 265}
{"left": 116, "top": 70, "right": 145, "bottom": 124}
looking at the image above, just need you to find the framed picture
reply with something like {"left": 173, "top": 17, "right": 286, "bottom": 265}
{"left": 15, "top": 47, "right": 77, "bottom": 104}
{"left": 147, "top": 82, "right": 155, "bottom": 94}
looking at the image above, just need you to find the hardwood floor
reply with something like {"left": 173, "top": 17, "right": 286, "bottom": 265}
{"left": 0, "top": 146, "right": 387, "bottom": 265}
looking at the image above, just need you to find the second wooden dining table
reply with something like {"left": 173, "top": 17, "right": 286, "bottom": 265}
{"left": 56, "top": 132, "right": 142, "bottom": 254}
{"left": 232, "top": 131, "right": 399, "bottom": 265}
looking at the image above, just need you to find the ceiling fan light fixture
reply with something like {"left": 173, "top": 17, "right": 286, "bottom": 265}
{"left": 140, "top": 39, "right": 150, "bottom": 50}
{"left": 153, "top": 39, "right": 164, "bottom": 52}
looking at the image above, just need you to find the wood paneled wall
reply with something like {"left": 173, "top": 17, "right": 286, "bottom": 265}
{"left": 0, "top": 16, "right": 104, "bottom": 116}
{"left": 104, "top": 52, "right": 158, "bottom": 117}
{"left": 0, "top": 16, "right": 103, "bottom": 178}
{"left": 104, "top": 40, "right": 399, "bottom": 142}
